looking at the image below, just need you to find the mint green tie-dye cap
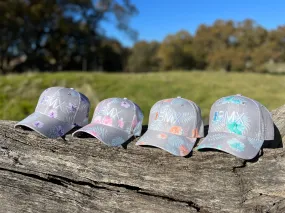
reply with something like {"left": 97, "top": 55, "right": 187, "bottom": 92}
{"left": 72, "top": 97, "right": 144, "bottom": 146}
{"left": 14, "top": 87, "right": 90, "bottom": 139}
{"left": 197, "top": 94, "right": 274, "bottom": 159}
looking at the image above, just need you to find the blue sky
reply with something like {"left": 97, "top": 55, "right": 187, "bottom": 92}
{"left": 102, "top": 0, "right": 285, "bottom": 47}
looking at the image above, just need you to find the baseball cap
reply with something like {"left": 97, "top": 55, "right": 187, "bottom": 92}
{"left": 72, "top": 97, "right": 144, "bottom": 146}
{"left": 197, "top": 94, "right": 274, "bottom": 159}
{"left": 14, "top": 87, "right": 90, "bottom": 139}
{"left": 136, "top": 97, "right": 204, "bottom": 156}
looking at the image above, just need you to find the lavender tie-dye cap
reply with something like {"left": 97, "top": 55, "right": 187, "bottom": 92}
{"left": 197, "top": 94, "right": 274, "bottom": 159}
{"left": 14, "top": 87, "right": 90, "bottom": 139}
{"left": 72, "top": 97, "right": 144, "bottom": 146}
{"left": 136, "top": 97, "right": 204, "bottom": 156}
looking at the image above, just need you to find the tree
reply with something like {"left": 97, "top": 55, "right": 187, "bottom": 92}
{"left": 236, "top": 19, "right": 268, "bottom": 51}
{"left": 126, "top": 41, "right": 160, "bottom": 72}
{"left": 192, "top": 19, "right": 271, "bottom": 72}
{"left": 192, "top": 20, "right": 236, "bottom": 70}
{"left": 0, "top": 0, "right": 138, "bottom": 73}
{"left": 97, "top": 38, "right": 129, "bottom": 72}
{"left": 157, "top": 30, "right": 195, "bottom": 71}
{"left": 267, "top": 26, "right": 285, "bottom": 62}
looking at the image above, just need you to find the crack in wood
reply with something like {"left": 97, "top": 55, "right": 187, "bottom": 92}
{"left": 138, "top": 191, "right": 208, "bottom": 212}
{"left": 3, "top": 132, "right": 27, "bottom": 144}
{"left": 0, "top": 167, "right": 205, "bottom": 212}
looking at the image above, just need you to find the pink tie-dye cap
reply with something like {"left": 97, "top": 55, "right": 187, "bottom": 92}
{"left": 72, "top": 97, "right": 144, "bottom": 146}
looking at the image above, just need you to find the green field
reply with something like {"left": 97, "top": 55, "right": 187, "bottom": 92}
{"left": 1, "top": 71, "right": 285, "bottom": 124}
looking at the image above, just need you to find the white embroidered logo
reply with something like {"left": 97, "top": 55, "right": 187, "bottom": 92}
{"left": 213, "top": 111, "right": 245, "bottom": 125}
{"left": 156, "top": 107, "right": 191, "bottom": 124}
{"left": 101, "top": 107, "right": 122, "bottom": 119}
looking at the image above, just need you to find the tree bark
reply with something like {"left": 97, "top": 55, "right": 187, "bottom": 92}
{"left": 0, "top": 104, "right": 285, "bottom": 213}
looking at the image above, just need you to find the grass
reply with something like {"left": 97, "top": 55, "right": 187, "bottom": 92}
{"left": 1, "top": 70, "right": 285, "bottom": 124}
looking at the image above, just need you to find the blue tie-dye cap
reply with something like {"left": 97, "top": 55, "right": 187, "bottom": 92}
{"left": 14, "top": 87, "right": 90, "bottom": 138}
{"left": 197, "top": 94, "right": 274, "bottom": 159}
{"left": 136, "top": 97, "right": 204, "bottom": 156}
{"left": 72, "top": 97, "right": 144, "bottom": 146}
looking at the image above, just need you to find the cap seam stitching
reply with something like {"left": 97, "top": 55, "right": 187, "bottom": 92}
{"left": 250, "top": 99, "right": 263, "bottom": 140}
{"left": 73, "top": 90, "right": 81, "bottom": 126}
{"left": 185, "top": 99, "right": 198, "bottom": 135}
{"left": 131, "top": 100, "right": 136, "bottom": 135}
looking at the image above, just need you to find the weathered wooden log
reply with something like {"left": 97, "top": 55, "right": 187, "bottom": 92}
{"left": 0, "top": 104, "right": 285, "bottom": 213}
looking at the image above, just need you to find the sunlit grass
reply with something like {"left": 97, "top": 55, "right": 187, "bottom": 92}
{"left": 1, "top": 71, "right": 284, "bottom": 124}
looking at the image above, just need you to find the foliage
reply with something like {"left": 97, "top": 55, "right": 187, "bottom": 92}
{"left": 127, "top": 19, "right": 285, "bottom": 73}
{"left": 0, "top": 0, "right": 137, "bottom": 73}
{"left": 126, "top": 41, "right": 160, "bottom": 72}
{"left": 157, "top": 30, "right": 195, "bottom": 71}
{"left": 1, "top": 0, "right": 285, "bottom": 75}
{"left": 1, "top": 71, "right": 285, "bottom": 124}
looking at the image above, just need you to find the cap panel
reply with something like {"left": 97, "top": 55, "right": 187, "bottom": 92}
{"left": 35, "top": 87, "right": 81, "bottom": 125}
{"left": 187, "top": 99, "right": 204, "bottom": 138}
{"left": 257, "top": 102, "right": 274, "bottom": 140}
{"left": 132, "top": 102, "right": 144, "bottom": 136}
{"left": 148, "top": 100, "right": 163, "bottom": 130}
{"left": 35, "top": 87, "right": 62, "bottom": 113}
{"left": 73, "top": 92, "right": 90, "bottom": 127}
{"left": 198, "top": 121, "right": 204, "bottom": 137}
{"left": 209, "top": 95, "right": 261, "bottom": 139}
{"left": 91, "top": 99, "right": 107, "bottom": 121}
{"left": 237, "top": 96, "right": 262, "bottom": 139}
{"left": 148, "top": 98, "right": 198, "bottom": 138}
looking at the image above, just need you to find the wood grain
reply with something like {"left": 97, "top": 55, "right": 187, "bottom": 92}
{"left": 0, "top": 104, "right": 284, "bottom": 213}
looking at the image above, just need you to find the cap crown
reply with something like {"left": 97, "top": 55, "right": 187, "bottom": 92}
{"left": 35, "top": 87, "right": 90, "bottom": 127}
{"left": 209, "top": 95, "right": 274, "bottom": 140}
{"left": 148, "top": 98, "right": 204, "bottom": 138}
{"left": 91, "top": 98, "right": 144, "bottom": 136}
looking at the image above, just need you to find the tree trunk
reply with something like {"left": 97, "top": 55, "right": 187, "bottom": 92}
{"left": 0, "top": 104, "right": 285, "bottom": 213}
{"left": 0, "top": 53, "right": 7, "bottom": 75}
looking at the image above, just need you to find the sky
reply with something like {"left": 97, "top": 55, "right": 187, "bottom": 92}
{"left": 102, "top": 0, "right": 285, "bottom": 47}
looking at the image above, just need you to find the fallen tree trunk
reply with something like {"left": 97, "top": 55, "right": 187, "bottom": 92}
{"left": 0, "top": 104, "right": 285, "bottom": 213}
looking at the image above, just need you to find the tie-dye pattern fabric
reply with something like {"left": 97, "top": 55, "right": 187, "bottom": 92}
{"left": 15, "top": 112, "right": 74, "bottom": 139}
{"left": 198, "top": 132, "right": 263, "bottom": 159}
{"left": 72, "top": 97, "right": 144, "bottom": 146}
{"left": 197, "top": 94, "right": 274, "bottom": 159}
{"left": 137, "top": 129, "right": 196, "bottom": 156}
{"left": 75, "top": 123, "right": 129, "bottom": 147}
{"left": 136, "top": 97, "right": 204, "bottom": 156}
{"left": 14, "top": 87, "right": 90, "bottom": 139}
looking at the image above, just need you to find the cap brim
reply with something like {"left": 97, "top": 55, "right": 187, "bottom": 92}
{"left": 14, "top": 112, "right": 74, "bottom": 139}
{"left": 136, "top": 129, "right": 197, "bottom": 156}
{"left": 72, "top": 123, "right": 130, "bottom": 146}
{"left": 196, "top": 132, "right": 264, "bottom": 160}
